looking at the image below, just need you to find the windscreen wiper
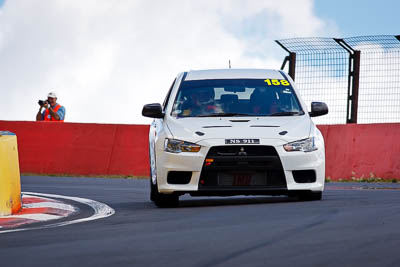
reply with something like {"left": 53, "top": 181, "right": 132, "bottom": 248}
{"left": 197, "top": 112, "right": 254, "bottom": 117}
{"left": 269, "top": 111, "right": 303, "bottom": 116}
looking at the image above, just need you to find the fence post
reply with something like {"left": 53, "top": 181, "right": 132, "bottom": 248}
{"left": 349, "top": 51, "right": 361, "bottom": 123}
{"left": 275, "top": 40, "right": 296, "bottom": 80}
{"left": 288, "top": 52, "right": 296, "bottom": 81}
{"left": 334, "top": 38, "right": 360, "bottom": 124}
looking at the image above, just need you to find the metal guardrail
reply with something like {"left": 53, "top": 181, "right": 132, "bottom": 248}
{"left": 276, "top": 35, "right": 400, "bottom": 124}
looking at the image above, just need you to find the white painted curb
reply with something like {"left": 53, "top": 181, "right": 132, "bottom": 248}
{"left": 0, "top": 192, "right": 115, "bottom": 234}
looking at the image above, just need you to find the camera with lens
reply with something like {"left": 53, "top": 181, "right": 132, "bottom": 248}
{"left": 38, "top": 100, "right": 48, "bottom": 106}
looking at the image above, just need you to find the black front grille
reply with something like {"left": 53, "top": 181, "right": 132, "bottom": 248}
{"left": 202, "top": 146, "right": 283, "bottom": 171}
{"left": 199, "top": 145, "right": 287, "bottom": 190}
{"left": 207, "top": 146, "right": 277, "bottom": 157}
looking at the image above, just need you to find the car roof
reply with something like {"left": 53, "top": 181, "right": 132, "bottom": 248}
{"left": 185, "top": 69, "right": 285, "bottom": 81}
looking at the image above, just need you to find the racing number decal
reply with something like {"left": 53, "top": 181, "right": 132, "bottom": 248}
{"left": 264, "top": 79, "right": 290, "bottom": 86}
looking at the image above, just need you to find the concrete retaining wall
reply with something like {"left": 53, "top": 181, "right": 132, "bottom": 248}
{"left": 0, "top": 120, "right": 399, "bottom": 180}
{"left": 0, "top": 121, "right": 149, "bottom": 177}
{"left": 320, "top": 123, "right": 400, "bottom": 180}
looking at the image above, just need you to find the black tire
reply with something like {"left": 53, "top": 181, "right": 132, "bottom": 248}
{"left": 150, "top": 172, "right": 179, "bottom": 207}
{"left": 149, "top": 147, "right": 156, "bottom": 202}
{"left": 153, "top": 191, "right": 179, "bottom": 208}
{"left": 297, "top": 191, "right": 322, "bottom": 201}
{"left": 149, "top": 146, "right": 179, "bottom": 208}
{"left": 150, "top": 176, "right": 156, "bottom": 202}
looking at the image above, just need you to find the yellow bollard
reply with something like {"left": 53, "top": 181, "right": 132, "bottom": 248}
{"left": 0, "top": 131, "right": 21, "bottom": 215}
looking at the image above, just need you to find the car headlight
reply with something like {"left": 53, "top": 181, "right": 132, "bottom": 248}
{"left": 164, "top": 138, "right": 201, "bottom": 153}
{"left": 283, "top": 137, "right": 317, "bottom": 152}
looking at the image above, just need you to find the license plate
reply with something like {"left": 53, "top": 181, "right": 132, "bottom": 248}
{"left": 225, "top": 139, "right": 260, "bottom": 144}
{"left": 218, "top": 172, "right": 267, "bottom": 186}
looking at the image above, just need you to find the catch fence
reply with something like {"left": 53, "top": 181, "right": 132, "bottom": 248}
{"left": 276, "top": 35, "right": 400, "bottom": 124}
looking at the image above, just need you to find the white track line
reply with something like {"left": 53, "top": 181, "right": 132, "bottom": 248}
{"left": 23, "top": 201, "right": 77, "bottom": 212}
{"left": 0, "top": 192, "right": 115, "bottom": 234}
{"left": 2, "top": 213, "right": 62, "bottom": 221}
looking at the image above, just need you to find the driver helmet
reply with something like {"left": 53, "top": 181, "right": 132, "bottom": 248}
{"left": 192, "top": 88, "right": 215, "bottom": 105}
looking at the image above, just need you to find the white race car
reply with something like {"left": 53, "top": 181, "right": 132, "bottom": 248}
{"left": 143, "top": 69, "right": 328, "bottom": 207}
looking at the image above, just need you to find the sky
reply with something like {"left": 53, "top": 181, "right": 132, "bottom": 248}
{"left": 0, "top": 0, "right": 398, "bottom": 125}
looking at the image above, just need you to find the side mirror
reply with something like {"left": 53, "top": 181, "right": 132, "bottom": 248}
{"left": 142, "top": 103, "right": 164, "bottom": 118}
{"left": 309, "top": 102, "right": 328, "bottom": 117}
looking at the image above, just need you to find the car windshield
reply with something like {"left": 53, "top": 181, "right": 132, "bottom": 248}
{"left": 171, "top": 79, "right": 304, "bottom": 118}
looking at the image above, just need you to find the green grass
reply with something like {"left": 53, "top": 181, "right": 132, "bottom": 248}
{"left": 326, "top": 172, "right": 398, "bottom": 183}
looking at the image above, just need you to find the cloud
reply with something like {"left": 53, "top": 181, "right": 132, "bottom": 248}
{"left": 0, "top": 0, "right": 338, "bottom": 124}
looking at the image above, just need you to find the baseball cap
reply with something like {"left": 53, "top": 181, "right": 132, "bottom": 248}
{"left": 47, "top": 92, "right": 57, "bottom": 98}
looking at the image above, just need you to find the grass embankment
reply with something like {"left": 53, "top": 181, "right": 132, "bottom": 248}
{"left": 326, "top": 172, "right": 398, "bottom": 183}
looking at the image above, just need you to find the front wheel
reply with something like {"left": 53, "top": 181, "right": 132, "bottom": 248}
{"left": 151, "top": 180, "right": 179, "bottom": 207}
{"left": 149, "top": 146, "right": 179, "bottom": 208}
{"left": 296, "top": 191, "right": 322, "bottom": 201}
{"left": 150, "top": 173, "right": 179, "bottom": 208}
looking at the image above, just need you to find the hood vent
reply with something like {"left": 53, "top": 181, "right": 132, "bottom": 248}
{"left": 229, "top": 120, "right": 250, "bottom": 122}
{"left": 202, "top": 125, "right": 232, "bottom": 128}
{"left": 250, "top": 125, "right": 280, "bottom": 127}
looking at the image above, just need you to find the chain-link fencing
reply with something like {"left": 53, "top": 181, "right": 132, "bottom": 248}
{"left": 276, "top": 35, "right": 400, "bottom": 124}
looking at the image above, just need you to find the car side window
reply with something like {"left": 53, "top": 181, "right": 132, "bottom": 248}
{"left": 162, "top": 78, "right": 176, "bottom": 111}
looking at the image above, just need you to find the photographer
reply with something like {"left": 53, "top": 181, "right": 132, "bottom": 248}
{"left": 36, "top": 92, "right": 65, "bottom": 122}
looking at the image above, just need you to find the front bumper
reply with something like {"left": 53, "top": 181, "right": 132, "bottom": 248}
{"left": 155, "top": 139, "right": 325, "bottom": 194}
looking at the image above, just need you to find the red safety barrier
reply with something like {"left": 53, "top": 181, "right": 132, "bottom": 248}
{"left": 0, "top": 121, "right": 150, "bottom": 177}
{"left": 0, "top": 120, "right": 399, "bottom": 180}
{"left": 318, "top": 124, "right": 400, "bottom": 180}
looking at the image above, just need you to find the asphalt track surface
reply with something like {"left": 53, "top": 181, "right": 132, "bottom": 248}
{"left": 1, "top": 176, "right": 400, "bottom": 267}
